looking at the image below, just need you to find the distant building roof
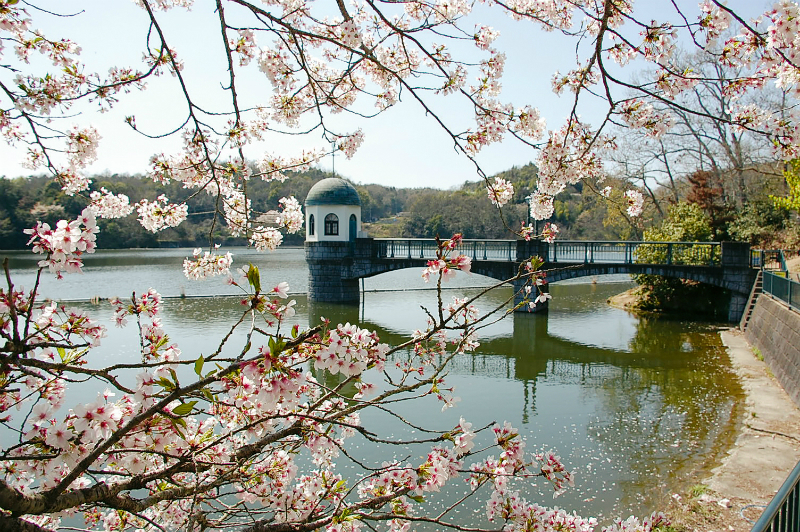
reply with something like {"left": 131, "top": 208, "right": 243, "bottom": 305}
{"left": 305, "top": 178, "right": 361, "bottom": 206}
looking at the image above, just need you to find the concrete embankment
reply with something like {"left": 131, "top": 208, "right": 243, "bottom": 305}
{"left": 607, "top": 280, "right": 800, "bottom": 531}
{"left": 743, "top": 294, "right": 800, "bottom": 407}
{"left": 666, "top": 326, "right": 800, "bottom": 532}
{"left": 668, "top": 291, "right": 800, "bottom": 531}
{"left": 712, "top": 328, "right": 800, "bottom": 504}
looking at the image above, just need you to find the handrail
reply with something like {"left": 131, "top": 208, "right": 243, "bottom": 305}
{"left": 373, "top": 238, "right": 516, "bottom": 243}
{"left": 763, "top": 270, "right": 800, "bottom": 312}
{"left": 750, "top": 457, "right": 800, "bottom": 531}
{"left": 543, "top": 240, "right": 721, "bottom": 246}
{"left": 751, "top": 249, "right": 788, "bottom": 271}
{"left": 548, "top": 241, "right": 721, "bottom": 266}
{"left": 372, "top": 239, "right": 724, "bottom": 266}
{"left": 372, "top": 238, "right": 722, "bottom": 245}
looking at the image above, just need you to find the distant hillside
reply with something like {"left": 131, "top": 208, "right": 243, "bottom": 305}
{"left": 0, "top": 162, "right": 658, "bottom": 249}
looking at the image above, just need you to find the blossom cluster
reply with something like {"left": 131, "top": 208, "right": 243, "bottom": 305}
{"left": 625, "top": 189, "right": 645, "bottom": 217}
{"left": 487, "top": 176, "right": 514, "bottom": 207}
{"left": 183, "top": 248, "right": 234, "bottom": 280}
{"left": 88, "top": 187, "right": 135, "bottom": 219}
{"left": 618, "top": 99, "right": 674, "bottom": 138}
{"left": 24, "top": 208, "right": 98, "bottom": 277}
{"left": 256, "top": 149, "right": 325, "bottom": 182}
{"left": 277, "top": 196, "right": 304, "bottom": 233}
{"left": 533, "top": 122, "right": 617, "bottom": 218}
{"left": 137, "top": 194, "right": 189, "bottom": 233}
{"left": 312, "top": 322, "right": 390, "bottom": 377}
{"left": 446, "top": 296, "right": 480, "bottom": 351}
{"left": 110, "top": 287, "right": 162, "bottom": 328}
{"left": 541, "top": 222, "right": 559, "bottom": 243}
{"left": 421, "top": 254, "right": 472, "bottom": 282}
{"left": 336, "top": 130, "right": 365, "bottom": 159}
{"left": 33, "top": 302, "right": 107, "bottom": 349}
{"left": 251, "top": 226, "right": 284, "bottom": 251}
{"left": 66, "top": 126, "right": 101, "bottom": 170}
{"left": 421, "top": 233, "right": 473, "bottom": 282}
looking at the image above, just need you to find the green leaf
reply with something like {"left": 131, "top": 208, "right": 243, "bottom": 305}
{"left": 194, "top": 355, "right": 205, "bottom": 376}
{"left": 408, "top": 495, "right": 425, "bottom": 503}
{"left": 269, "top": 336, "right": 285, "bottom": 355}
{"left": 156, "top": 378, "right": 174, "bottom": 390}
{"left": 57, "top": 347, "right": 66, "bottom": 362}
{"left": 528, "top": 255, "right": 545, "bottom": 271}
{"left": 172, "top": 401, "right": 197, "bottom": 417}
{"left": 202, "top": 388, "right": 215, "bottom": 402}
{"left": 169, "top": 417, "right": 186, "bottom": 439}
{"left": 247, "top": 263, "right": 261, "bottom": 293}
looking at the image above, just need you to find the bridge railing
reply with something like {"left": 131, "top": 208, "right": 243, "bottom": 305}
{"left": 751, "top": 249, "right": 788, "bottom": 271}
{"left": 547, "top": 241, "right": 721, "bottom": 266}
{"left": 373, "top": 239, "right": 517, "bottom": 261}
{"left": 373, "top": 239, "right": 724, "bottom": 266}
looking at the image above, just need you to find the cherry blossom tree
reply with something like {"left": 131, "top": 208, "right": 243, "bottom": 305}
{"left": 2, "top": 0, "right": 800, "bottom": 531}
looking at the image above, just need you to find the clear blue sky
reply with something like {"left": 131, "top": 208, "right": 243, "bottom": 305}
{"left": 0, "top": 1, "right": 769, "bottom": 189}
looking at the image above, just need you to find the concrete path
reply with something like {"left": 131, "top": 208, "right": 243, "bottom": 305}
{"left": 696, "top": 329, "right": 800, "bottom": 530}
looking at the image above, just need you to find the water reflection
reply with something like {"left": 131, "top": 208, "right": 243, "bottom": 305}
{"left": 301, "top": 284, "right": 742, "bottom": 519}
{"left": 2, "top": 248, "right": 745, "bottom": 522}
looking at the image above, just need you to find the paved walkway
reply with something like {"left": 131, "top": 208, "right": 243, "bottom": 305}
{"left": 697, "top": 329, "right": 800, "bottom": 530}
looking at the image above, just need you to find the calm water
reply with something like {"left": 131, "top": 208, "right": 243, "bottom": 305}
{"left": 0, "top": 247, "right": 744, "bottom": 523}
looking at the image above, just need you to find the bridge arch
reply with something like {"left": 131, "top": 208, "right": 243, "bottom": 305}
{"left": 543, "top": 263, "right": 736, "bottom": 291}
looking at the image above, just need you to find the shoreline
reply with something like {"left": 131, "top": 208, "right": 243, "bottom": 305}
{"left": 606, "top": 286, "right": 800, "bottom": 530}
{"left": 666, "top": 328, "right": 800, "bottom": 531}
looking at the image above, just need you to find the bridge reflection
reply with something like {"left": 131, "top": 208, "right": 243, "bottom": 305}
{"left": 306, "top": 301, "right": 734, "bottom": 420}
{"left": 305, "top": 296, "right": 744, "bottom": 518}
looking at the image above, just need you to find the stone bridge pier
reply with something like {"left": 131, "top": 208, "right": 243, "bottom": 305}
{"left": 720, "top": 242, "right": 757, "bottom": 322}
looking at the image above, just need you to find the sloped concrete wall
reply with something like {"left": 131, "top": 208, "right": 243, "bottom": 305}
{"left": 744, "top": 294, "right": 800, "bottom": 407}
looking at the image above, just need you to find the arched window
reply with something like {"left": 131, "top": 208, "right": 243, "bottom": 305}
{"left": 324, "top": 213, "right": 339, "bottom": 236}
{"left": 309, "top": 214, "right": 315, "bottom": 236}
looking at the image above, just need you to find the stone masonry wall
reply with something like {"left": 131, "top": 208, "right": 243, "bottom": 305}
{"left": 744, "top": 294, "right": 800, "bottom": 408}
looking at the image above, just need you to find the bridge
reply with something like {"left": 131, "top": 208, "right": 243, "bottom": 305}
{"left": 305, "top": 238, "right": 757, "bottom": 322}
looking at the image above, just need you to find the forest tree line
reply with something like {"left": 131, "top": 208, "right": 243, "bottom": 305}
{"left": 1, "top": 158, "right": 798, "bottom": 250}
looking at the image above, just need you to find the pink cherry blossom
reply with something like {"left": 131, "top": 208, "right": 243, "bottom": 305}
{"left": 487, "top": 176, "right": 514, "bottom": 207}
{"left": 183, "top": 248, "right": 234, "bottom": 280}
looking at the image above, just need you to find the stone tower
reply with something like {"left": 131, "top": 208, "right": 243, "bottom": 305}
{"left": 304, "top": 178, "right": 363, "bottom": 302}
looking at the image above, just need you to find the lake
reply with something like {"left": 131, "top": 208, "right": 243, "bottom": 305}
{"left": 0, "top": 247, "right": 744, "bottom": 524}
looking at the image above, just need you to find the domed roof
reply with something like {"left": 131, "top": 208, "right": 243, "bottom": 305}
{"left": 305, "top": 177, "right": 361, "bottom": 206}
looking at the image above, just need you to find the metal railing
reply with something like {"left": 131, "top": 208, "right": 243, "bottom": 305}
{"left": 751, "top": 458, "right": 800, "bottom": 531}
{"left": 547, "top": 241, "right": 721, "bottom": 267}
{"left": 763, "top": 271, "right": 800, "bottom": 312}
{"left": 374, "top": 239, "right": 517, "bottom": 261}
{"left": 373, "top": 239, "right": 724, "bottom": 267}
{"left": 751, "top": 249, "right": 788, "bottom": 271}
